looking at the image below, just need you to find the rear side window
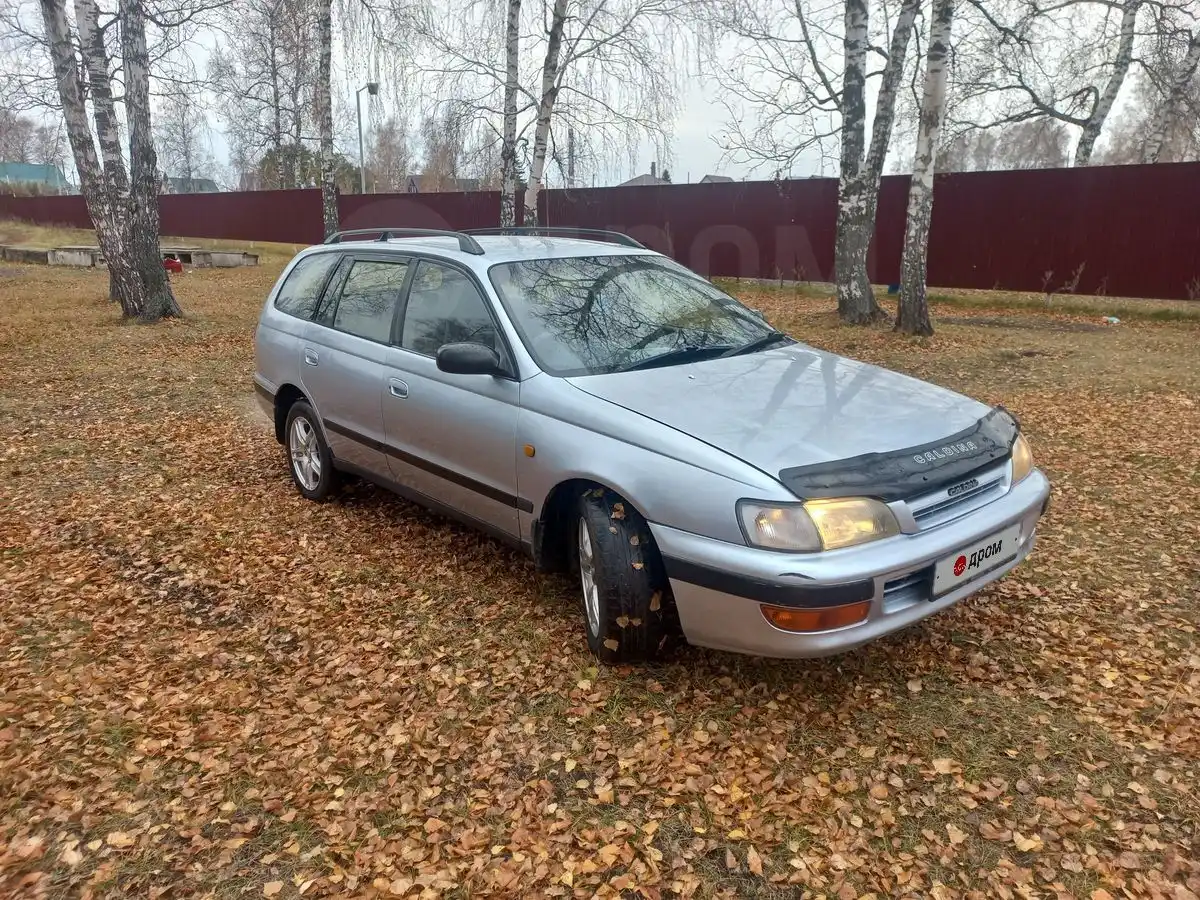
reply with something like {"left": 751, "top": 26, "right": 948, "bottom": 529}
{"left": 273, "top": 253, "right": 340, "bottom": 319}
{"left": 332, "top": 259, "right": 410, "bottom": 343}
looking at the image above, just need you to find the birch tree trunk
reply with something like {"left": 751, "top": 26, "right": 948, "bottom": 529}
{"left": 39, "top": 0, "right": 142, "bottom": 316}
{"left": 316, "top": 0, "right": 338, "bottom": 236}
{"left": 1142, "top": 30, "right": 1200, "bottom": 164}
{"left": 500, "top": 0, "right": 521, "bottom": 227}
{"left": 120, "top": 0, "right": 183, "bottom": 321}
{"left": 1074, "top": 0, "right": 1140, "bottom": 166}
{"left": 523, "top": 0, "right": 567, "bottom": 227}
{"left": 859, "top": 0, "right": 919, "bottom": 273}
{"left": 74, "top": 0, "right": 131, "bottom": 304}
{"left": 834, "top": 0, "right": 882, "bottom": 324}
{"left": 896, "top": 0, "right": 955, "bottom": 337}
{"left": 269, "top": 3, "right": 285, "bottom": 186}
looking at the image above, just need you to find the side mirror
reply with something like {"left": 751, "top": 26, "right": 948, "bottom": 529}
{"left": 436, "top": 342, "right": 506, "bottom": 376}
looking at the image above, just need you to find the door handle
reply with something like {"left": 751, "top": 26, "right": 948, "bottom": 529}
{"left": 389, "top": 378, "right": 409, "bottom": 399}
{"left": 303, "top": 348, "right": 319, "bottom": 366}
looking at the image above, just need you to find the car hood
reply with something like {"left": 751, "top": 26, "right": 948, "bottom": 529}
{"left": 565, "top": 343, "right": 994, "bottom": 479}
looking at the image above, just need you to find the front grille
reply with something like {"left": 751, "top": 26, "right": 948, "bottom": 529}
{"left": 883, "top": 567, "right": 932, "bottom": 611}
{"left": 907, "top": 463, "right": 1008, "bottom": 530}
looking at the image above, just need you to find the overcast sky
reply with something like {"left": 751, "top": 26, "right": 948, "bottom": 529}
{"left": 8, "top": 0, "right": 1136, "bottom": 189}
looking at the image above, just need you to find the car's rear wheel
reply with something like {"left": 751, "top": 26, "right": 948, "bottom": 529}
{"left": 285, "top": 401, "right": 337, "bottom": 501}
{"left": 573, "top": 488, "right": 672, "bottom": 663}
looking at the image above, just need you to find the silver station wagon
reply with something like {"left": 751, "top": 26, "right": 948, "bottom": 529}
{"left": 254, "top": 227, "right": 1051, "bottom": 663}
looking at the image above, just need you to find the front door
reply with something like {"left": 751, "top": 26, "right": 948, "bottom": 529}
{"left": 382, "top": 259, "right": 522, "bottom": 537}
{"left": 300, "top": 254, "right": 411, "bottom": 478}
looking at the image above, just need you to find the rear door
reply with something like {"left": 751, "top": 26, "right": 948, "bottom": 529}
{"left": 300, "top": 253, "right": 411, "bottom": 477}
{"left": 382, "top": 259, "right": 523, "bottom": 537}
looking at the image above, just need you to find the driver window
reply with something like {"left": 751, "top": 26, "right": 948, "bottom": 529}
{"left": 400, "top": 261, "right": 500, "bottom": 357}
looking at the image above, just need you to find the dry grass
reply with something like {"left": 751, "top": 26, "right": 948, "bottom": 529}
{"left": 1, "top": 236, "right": 1199, "bottom": 899}
{"left": 0, "top": 219, "right": 303, "bottom": 266}
{"left": 722, "top": 278, "right": 1200, "bottom": 322}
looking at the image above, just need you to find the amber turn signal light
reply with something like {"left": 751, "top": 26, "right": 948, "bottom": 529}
{"left": 760, "top": 601, "right": 871, "bottom": 633}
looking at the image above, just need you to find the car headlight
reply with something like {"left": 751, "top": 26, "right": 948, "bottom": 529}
{"left": 738, "top": 497, "right": 900, "bottom": 552}
{"left": 1011, "top": 434, "right": 1034, "bottom": 484}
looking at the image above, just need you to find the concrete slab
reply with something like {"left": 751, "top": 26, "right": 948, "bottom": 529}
{"left": 2, "top": 245, "right": 50, "bottom": 264}
{"left": 210, "top": 251, "right": 248, "bottom": 267}
{"left": 48, "top": 248, "right": 100, "bottom": 267}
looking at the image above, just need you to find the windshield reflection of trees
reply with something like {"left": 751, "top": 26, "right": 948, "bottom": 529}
{"left": 502, "top": 257, "right": 767, "bottom": 373}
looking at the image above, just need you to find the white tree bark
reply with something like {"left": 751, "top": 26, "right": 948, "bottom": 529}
{"left": 1074, "top": 0, "right": 1140, "bottom": 165}
{"left": 523, "top": 0, "right": 567, "bottom": 226}
{"left": 1143, "top": 30, "right": 1200, "bottom": 164}
{"left": 835, "top": 0, "right": 918, "bottom": 325}
{"left": 268, "top": 0, "right": 285, "bottom": 182}
{"left": 500, "top": 0, "right": 521, "bottom": 226}
{"left": 74, "top": 0, "right": 127, "bottom": 202}
{"left": 39, "top": 0, "right": 146, "bottom": 317}
{"left": 833, "top": 0, "right": 872, "bottom": 322}
{"left": 120, "top": 0, "right": 182, "bottom": 320}
{"left": 316, "top": 0, "right": 338, "bottom": 235}
{"left": 897, "top": 0, "right": 955, "bottom": 336}
{"left": 74, "top": 0, "right": 133, "bottom": 303}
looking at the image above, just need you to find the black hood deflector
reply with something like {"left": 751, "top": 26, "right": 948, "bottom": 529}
{"left": 779, "top": 407, "right": 1019, "bottom": 503}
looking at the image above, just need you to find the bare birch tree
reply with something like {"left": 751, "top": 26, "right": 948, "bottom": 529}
{"left": 418, "top": 0, "right": 683, "bottom": 226}
{"left": 1075, "top": 0, "right": 1140, "bottom": 164}
{"left": 74, "top": 0, "right": 132, "bottom": 302}
{"left": 316, "top": 0, "right": 337, "bottom": 235}
{"left": 1143, "top": 27, "right": 1200, "bottom": 161}
{"left": 501, "top": 0, "right": 521, "bottom": 224}
{"left": 120, "top": 0, "right": 182, "bottom": 318}
{"left": 523, "top": 0, "right": 567, "bottom": 221}
{"left": 708, "top": 0, "right": 920, "bottom": 325}
{"left": 155, "top": 92, "right": 214, "bottom": 185}
{"left": 837, "top": 0, "right": 920, "bottom": 323}
{"left": 896, "top": 0, "right": 953, "bottom": 336}
{"left": 39, "top": 0, "right": 140, "bottom": 308}
{"left": 208, "top": 0, "right": 318, "bottom": 189}
{"left": 948, "top": 0, "right": 1192, "bottom": 166}
{"left": 36, "top": 0, "right": 180, "bottom": 319}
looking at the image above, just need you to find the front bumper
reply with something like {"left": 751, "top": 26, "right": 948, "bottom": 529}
{"left": 651, "top": 469, "right": 1051, "bottom": 658}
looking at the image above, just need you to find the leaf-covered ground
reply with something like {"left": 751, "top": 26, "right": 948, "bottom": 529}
{"left": 1, "top": 254, "right": 1198, "bottom": 900}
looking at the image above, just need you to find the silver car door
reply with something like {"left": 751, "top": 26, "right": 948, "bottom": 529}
{"left": 382, "top": 259, "right": 524, "bottom": 537}
{"left": 300, "top": 254, "right": 411, "bottom": 478}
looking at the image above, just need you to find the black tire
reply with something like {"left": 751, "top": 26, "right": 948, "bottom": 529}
{"left": 572, "top": 487, "right": 672, "bottom": 664}
{"left": 283, "top": 400, "right": 338, "bottom": 501}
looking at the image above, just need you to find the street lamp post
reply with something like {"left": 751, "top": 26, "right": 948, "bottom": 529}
{"left": 357, "top": 81, "right": 379, "bottom": 194}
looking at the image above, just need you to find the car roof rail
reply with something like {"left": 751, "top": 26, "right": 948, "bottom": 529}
{"left": 323, "top": 228, "right": 485, "bottom": 255}
{"left": 464, "top": 226, "right": 646, "bottom": 249}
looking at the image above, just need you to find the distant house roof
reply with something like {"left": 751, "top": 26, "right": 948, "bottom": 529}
{"left": 699, "top": 174, "right": 734, "bottom": 184}
{"left": 162, "top": 175, "right": 220, "bottom": 193}
{"left": 404, "top": 174, "right": 482, "bottom": 193}
{"left": 0, "top": 162, "right": 69, "bottom": 188}
{"left": 617, "top": 173, "right": 668, "bottom": 187}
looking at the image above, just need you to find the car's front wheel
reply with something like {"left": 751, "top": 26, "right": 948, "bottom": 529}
{"left": 284, "top": 401, "right": 338, "bottom": 501}
{"left": 574, "top": 488, "right": 672, "bottom": 663}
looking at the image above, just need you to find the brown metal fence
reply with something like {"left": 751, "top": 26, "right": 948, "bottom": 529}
{"left": 3, "top": 162, "right": 1199, "bottom": 300}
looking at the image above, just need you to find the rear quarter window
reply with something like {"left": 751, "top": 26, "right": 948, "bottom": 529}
{"left": 273, "top": 253, "right": 340, "bottom": 319}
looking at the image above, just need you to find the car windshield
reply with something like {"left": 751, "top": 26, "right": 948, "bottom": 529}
{"left": 487, "top": 255, "right": 777, "bottom": 376}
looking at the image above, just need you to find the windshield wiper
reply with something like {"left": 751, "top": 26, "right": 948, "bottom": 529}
{"left": 718, "top": 330, "right": 792, "bottom": 358}
{"left": 615, "top": 344, "right": 734, "bottom": 373}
